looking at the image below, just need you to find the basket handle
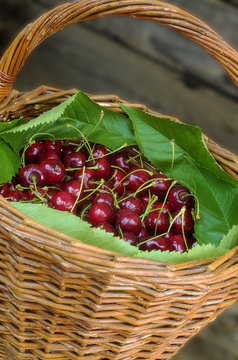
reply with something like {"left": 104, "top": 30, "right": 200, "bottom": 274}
{"left": 0, "top": 0, "right": 238, "bottom": 101}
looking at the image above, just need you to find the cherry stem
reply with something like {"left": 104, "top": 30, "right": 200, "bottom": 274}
{"left": 181, "top": 208, "right": 189, "bottom": 252}
{"left": 31, "top": 177, "right": 47, "bottom": 203}
{"left": 77, "top": 179, "right": 105, "bottom": 206}
{"left": 71, "top": 166, "right": 86, "bottom": 212}
{"left": 182, "top": 193, "right": 200, "bottom": 221}
{"left": 111, "top": 165, "right": 127, "bottom": 174}
{"left": 170, "top": 139, "right": 175, "bottom": 179}
{"left": 65, "top": 124, "right": 94, "bottom": 164}
{"left": 140, "top": 193, "right": 158, "bottom": 222}
{"left": 112, "top": 168, "right": 154, "bottom": 195}
{"left": 88, "top": 181, "right": 119, "bottom": 209}
{"left": 80, "top": 203, "right": 91, "bottom": 220}
{"left": 126, "top": 152, "right": 143, "bottom": 163}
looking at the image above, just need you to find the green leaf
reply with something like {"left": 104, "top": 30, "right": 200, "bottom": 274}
{"left": 12, "top": 202, "right": 231, "bottom": 263}
{"left": 121, "top": 106, "right": 238, "bottom": 246}
{"left": 0, "top": 92, "right": 136, "bottom": 152}
{"left": 0, "top": 140, "right": 21, "bottom": 184}
{"left": 0, "top": 117, "right": 26, "bottom": 133}
{"left": 220, "top": 225, "right": 238, "bottom": 250}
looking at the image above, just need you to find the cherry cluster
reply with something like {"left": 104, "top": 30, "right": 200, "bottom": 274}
{"left": 0, "top": 139, "right": 197, "bottom": 253}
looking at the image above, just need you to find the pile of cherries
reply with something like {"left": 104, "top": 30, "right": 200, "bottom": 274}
{"left": 0, "top": 139, "right": 197, "bottom": 253}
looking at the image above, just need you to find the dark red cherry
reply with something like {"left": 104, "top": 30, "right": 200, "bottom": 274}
{"left": 145, "top": 212, "right": 170, "bottom": 235}
{"left": 92, "top": 193, "right": 114, "bottom": 207}
{"left": 26, "top": 188, "right": 47, "bottom": 201}
{"left": 96, "top": 180, "right": 113, "bottom": 194}
{"left": 24, "top": 141, "right": 44, "bottom": 164}
{"left": 92, "top": 145, "right": 108, "bottom": 160}
{"left": 89, "top": 203, "right": 115, "bottom": 226}
{"left": 152, "top": 202, "right": 172, "bottom": 215}
{"left": 138, "top": 227, "right": 149, "bottom": 238}
{"left": 74, "top": 168, "right": 96, "bottom": 190}
{"left": 171, "top": 208, "right": 194, "bottom": 236}
{"left": 122, "top": 232, "right": 138, "bottom": 246}
{"left": 126, "top": 168, "right": 151, "bottom": 193}
{"left": 60, "top": 144, "right": 77, "bottom": 160}
{"left": 140, "top": 193, "right": 150, "bottom": 207}
{"left": 64, "top": 152, "right": 86, "bottom": 169}
{"left": 96, "top": 222, "right": 117, "bottom": 236}
{"left": 116, "top": 210, "right": 142, "bottom": 236}
{"left": 19, "top": 164, "right": 46, "bottom": 187}
{"left": 94, "top": 158, "right": 111, "bottom": 179}
{"left": 168, "top": 185, "right": 194, "bottom": 211}
{"left": 111, "top": 169, "right": 127, "bottom": 196}
{"left": 64, "top": 180, "right": 84, "bottom": 200}
{"left": 119, "top": 196, "right": 144, "bottom": 216}
{"left": 170, "top": 234, "right": 188, "bottom": 253}
{"left": 37, "top": 150, "right": 60, "bottom": 163}
{"left": 43, "top": 140, "right": 62, "bottom": 153}
{"left": 110, "top": 152, "right": 131, "bottom": 172}
{"left": 0, "top": 183, "right": 10, "bottom": 197}
{"left": 49, "top": 191, "right": 77, "bottom": 213}
{"left": 138, "top": 235, "right": 171, "bottom": 252}
{"left": 40, "top": 159, "right": 65, "bottom": 184}
{"left": 150, "top": 173, "right": 172, "bottom": 200}
{"left": 8, "top": 190, "right": 25, "bottom": 202}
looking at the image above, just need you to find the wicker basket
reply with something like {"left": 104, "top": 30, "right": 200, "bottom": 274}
{"left": 0, "top": 1, "right": 238, "bottom": 359}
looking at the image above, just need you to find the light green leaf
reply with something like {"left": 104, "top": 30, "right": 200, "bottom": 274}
{"left": 220, "top": 225, "right": 238, "bottom": 250}
{"left": 0, "top": 140, "right": 21, "bottom": 184}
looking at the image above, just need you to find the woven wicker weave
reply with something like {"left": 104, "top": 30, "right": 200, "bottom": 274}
{"left": 0, "top": 1, "right": 237, "bottom": 359}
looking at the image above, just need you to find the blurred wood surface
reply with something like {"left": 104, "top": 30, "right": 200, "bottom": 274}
{"left": 0, "top": 1, "right": 237, "bottom": 359}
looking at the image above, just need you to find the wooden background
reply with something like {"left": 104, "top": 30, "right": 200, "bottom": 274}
{"left": 0, "top": 1, "right": 238, "bottom": 360}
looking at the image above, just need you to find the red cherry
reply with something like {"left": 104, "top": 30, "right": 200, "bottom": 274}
{"left": 168, "top": 185, "right": 194, "bottom": 211}
{"left": 0, "top": 183, "right": 10, "bottom": 197}
{"left": 122, "top": 232, "right": 138, "bottom": 246}
{"left": 94, "top": 158, "right": 111, "bottom": 179}
{"left": 43, "top": 140, "right": 62, "bottom": 153}
{"left": 8, "top": 190, "right": 26, "bottom": 202}
{"left": 24, "top": 141, "right": 44, "bottom": 164}
{"left": 138, "top": 235, "right": 171, "bottom": 252}
{"left": 111, "top": 169, "right": 127, "bottom": 196}
{"left": 119, "top": 196, "right": 144, "bottom": 216}
{"left": 92, "top": 193, "right": 114, "bottom": 207}
{"left": 116, "top": 210, "right": 142, "bottom": 236}
{"left": 89, "top": 203, "right": 115, "bottom": 226}
{"left": 40, "top": 159, "right": 65, "bottom": 184}
{"left": 110, "top": 152, "right": 131, "bottom": 172}
{"left": 74, "top": 168, "right": 96, "bottom": 190}
{"left": 152, "top": 202, "right": 172, "bottom": 215}
{"left": 49, "top": 191, "right": 77, "bottom": 213}
{"left": 19, "top": 164, "right": 46, "bottom": 187}
{"left": 64, "top": 180, "right": 84, "bottom": 200}
{"left": 150, "top": 174, "right": 172, "bottom": 200}
{"left": 170, "top": 234, "right": 188, "bottom": 253}
{"left": 126, "top": 168, "right": 151, "bottom": 193}
{"left": 64, "top": 152, "right": 86, "bottom": 169}
{"left": 145, "top": 212, "right": 170, "bottom": 235}
{"left": 92, "top": 145, "right": 108, "bottom": 160}
{"left": 96, "top": 222, "right": 117, "bottom": 236}
{"left": 37, "top": 150, "right": 60, "bottom": 163}
{"left": 171, "top": 208, "right": 194, "bottom": 236}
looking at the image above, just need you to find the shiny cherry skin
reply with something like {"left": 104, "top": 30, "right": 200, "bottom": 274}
{"left": 170, "top": 234, "right": 189, "bottom": 253}
{"left": 64, "top": 151, "right": 86, "bottom": 169}
{"left": 37, "top": 150, "right": 60, "bottom": 163}
{"left": 126, "top": 168, "right": 151, "bottom": 193}
{"left": 40, "top": 159, "right": 65, "bottom": 184}
{"left": 116, "top": 210, "right": 142, "bottom": 236}
{"left": 94, "top": 158, "right": 111, "bottom": 179}
{"left": 110, "top": 152, "right": 131, "bottom": 172}
{"left": 92, "top": 193, "right": 114, "bottom": 207}
{"left": 43, "top": 140, "right": 62, "bottom": 153}
{"left": 150, "top": 173, "right": 172, "bottom": 200}
{"left": 64, "top": 180, "right": 84, "bottom": 200}
{"left": 49, "top": 191, "right": 77, "bottom": 213}
{"left": 168, "top": 185, "right": 194, "bottom": 211}
{"left": 138, "top": 235, "right": 171, "bottom": 252}
{"left": 119, "top": 196, "right": 144, "bottom": 216}
{"left": 24, "top": 141, "right": 44, "bottom": 164}
{"left": 96, "top": 221, "right": 117, "bottom": 236}
{"left": 8, "top": 190, "right": 26, "bottom": 202}
{"left": 171, "top": 208, "right": 194, "bottom": 236}
{"left": 74, "top": 168, "right": 96, "bottom": 190}
{"left": 92, "top": 145, "right": 108, "bottom": 160}
{"left": 19, "top": 164, "right": 46, "bottom": 187}
{"left": 152, "top": 202, "right": 173, "bottom": 215}
{"left": 122, "top": 232, "right": 138, "bottom": 246}
{"left": 0, "top": 183, "right": 10, "bottom": 197}
{"left": 111, "top": 169, "right": 127, "bottom": 196}
{"left": 89, "top": 202, "right": 115, "bottom": 226}
{"left": 145, "top": 212, "right": 170, "bottom": 235}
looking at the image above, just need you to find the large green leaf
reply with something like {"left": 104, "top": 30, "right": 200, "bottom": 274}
{"left": 12, "top": 202, "right": 234, "bottom": 263}
{"left": 0, "top": 140, "right": 21, "bottom": 184}
{"left": 0, "top": 92, "right": 136, "bottom": 152}
{"left": 121, "top": 106, "right": 238, "bottom": 246}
